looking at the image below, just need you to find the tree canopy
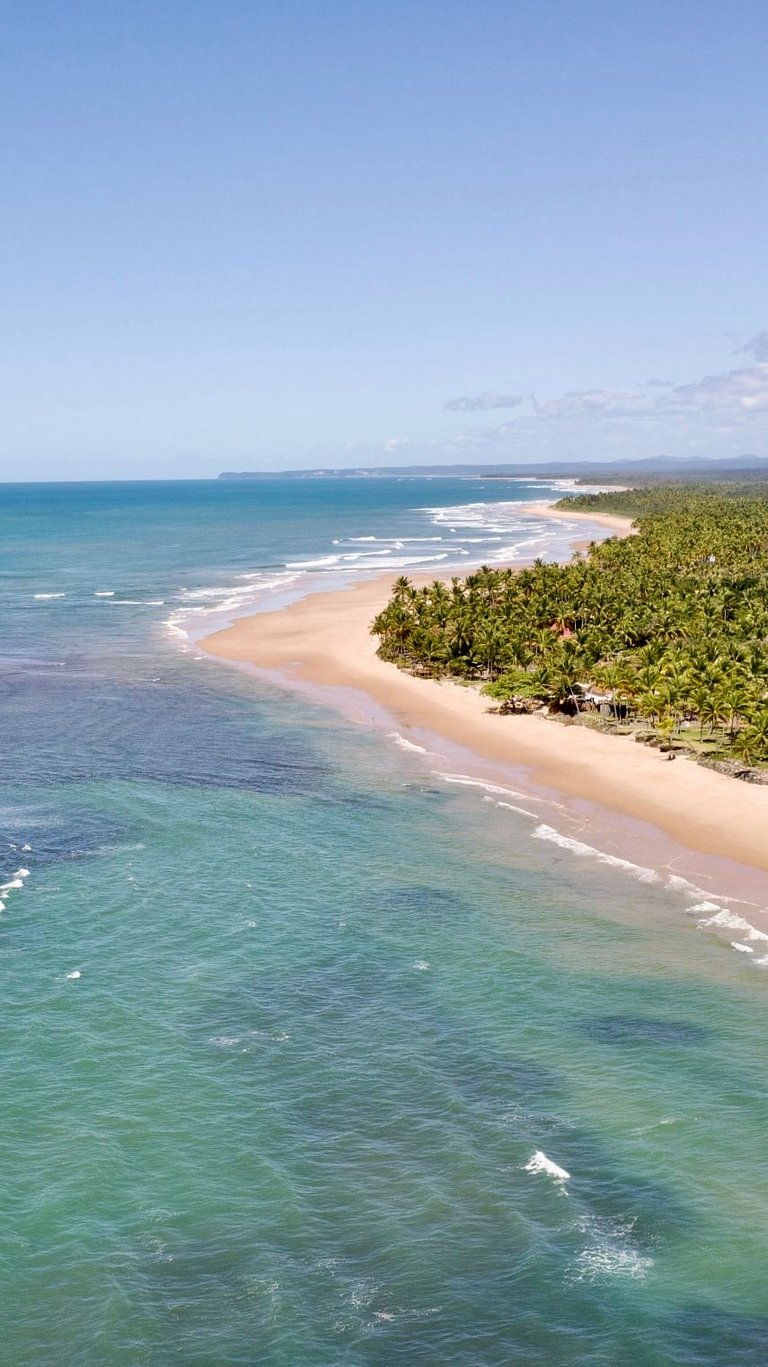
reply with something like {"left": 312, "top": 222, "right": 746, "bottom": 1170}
{"left": 372, "top": 487, "right": 768, "bottom": 767}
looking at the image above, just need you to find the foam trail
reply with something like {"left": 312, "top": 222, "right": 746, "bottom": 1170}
{"left": 666, "top": 873, "right": 714, "bottom": 898}
{"left": 436, "top": 772, "right": 541, "bottom": 802}
{"left": 571, "top": 1214, "right": 653, "bottom": 1283}
{"left": 164, "top": 569, "right": 303, "bottom": 638}
{"left": 389, "top": 732, "right": 429, "bottom": 755}
{"left": 525, "top": 1150, "right": 570, "bottom": 1184}
{"left": 492, "top": 799, "right": 539, "bottom": 819}
{"left": 698, "top": 909, "right": 768, "bottom": 943}
{"left": 532, "top": 824, "right": 660, "bottom": 883}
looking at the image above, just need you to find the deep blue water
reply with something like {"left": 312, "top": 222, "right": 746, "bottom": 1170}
{"left": 1, "top": 478, "right": 767, "bottom": 1365}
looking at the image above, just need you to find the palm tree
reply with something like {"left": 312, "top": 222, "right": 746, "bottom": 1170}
{"left": 371, "top": 483, "right": 768, "bottom": 763}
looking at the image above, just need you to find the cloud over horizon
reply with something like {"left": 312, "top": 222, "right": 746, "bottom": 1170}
{"left": 370, "top": 336, "right": 768, "bottom": 466}
{"left": 659, "top": 362, "right": 768, "bottom": 414}
{"left": 444, "top": 391, "right": 524, "bottom": 412}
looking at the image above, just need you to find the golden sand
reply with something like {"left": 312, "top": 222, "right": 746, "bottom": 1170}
{"left": 202, "top": 519, "right": 768, "bottom": 880}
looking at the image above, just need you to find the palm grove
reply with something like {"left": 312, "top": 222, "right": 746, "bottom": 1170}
{"left": 371, "top": 486, "right": 768, "bottom": 767}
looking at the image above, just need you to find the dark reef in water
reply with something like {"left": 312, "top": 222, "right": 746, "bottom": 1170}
{"left": 579, "top": 1015, "right": 710, "bottom": 1047}
{"left": 666, "top": 1305, "right": 768, "bottom": 1365}
{"left": 1, "top": 807, "right": 130, "bottom": 880}
{"left": 1, "top": 666, "right": 326, "bottom": 797}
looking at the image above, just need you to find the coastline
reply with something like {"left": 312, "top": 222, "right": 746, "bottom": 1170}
{"left": 201, "top": 537, "right": 768, "bottom": 885}
{"left": 529, "top": 502, "right": 637, "bottom": 536}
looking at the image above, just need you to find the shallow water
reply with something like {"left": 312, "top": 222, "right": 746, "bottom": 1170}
{"left": 1, "top": 478, "right": 767, "bottom": 1364}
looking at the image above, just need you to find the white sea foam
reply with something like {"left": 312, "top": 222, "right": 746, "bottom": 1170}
{"left": 288, "top": 547, "right": 405, "bottom": 567}
{"left": 164, "top": 570, "right": 304, "bottom": 639}
{"left": 569, "top": 1211, "right": 653, "bottom": 1284}
{"left": 436, "top": 772, "right": 539, "bottom": 802}
{"left": 33, "top": 592, "right": 66, "bottom": 600}
{"left": 286, "top": 552, "right": 371, "bottom": 569}
{"left": 419, "top": 494, "right": 620, "bottom": 564}
{"left": 0, "top": 867, "right": 30, "bottom": 898}
{"left": 66, "top": 970, "right": 81, "bottom": 980}
{"left": 665, "top": 873, "right": 713, "bottom": 898}
{"left": 167, "top": 494, "right": 600, "bottom": 649}
{"left": 492, "top": 799, "right": 539, "bottom": 818}
{"left": 689, "top": 900, "right": 722, "bottom": 913}
{"left": 532, "top": 824, "right": 660, "bottom": 883}
{"left": 731, "top": 942, "right": 754, "bottom": 954}
{"left": 697, "top": 909, "right": 768, "bottom": 942}
{"left": 525, "top": 1150, "right": 570, "bottom": 1184}
{"left": 338, "top": 535, "right": 445, "bottom": 545}
{"left": 182, "top": 573, "right": 302, "bottom": 602}
{"left": 93, "top": 590, "right": 115, "bottom": 596}
{"left": 572, "top": 1240, "right": 653, "bottom": 1283}
{"left": 289, "top": 550, "right": 450, "bottom": 570}
{"left": 372, "top": 1305, "right": 441, "bottom": 1325}
{"left": 412, "top": 960, "right": 431, "bottom": 971}
{"left": 378, "top": 553, "right": 450, "bottom": 567}
{"left": 389, "top": 732, "right": 428, "bottom": 754}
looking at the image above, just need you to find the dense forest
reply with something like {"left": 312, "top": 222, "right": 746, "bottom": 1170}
{"left": 559, "top": 480, "right": 768, "bottom": 516}
{"left": 372, "top": 486, "right": 768, "bottom": 769}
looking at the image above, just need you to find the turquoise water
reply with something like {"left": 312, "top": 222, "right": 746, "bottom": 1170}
{"left": 2, "top": 479, "right": 767, "bottom": 1365}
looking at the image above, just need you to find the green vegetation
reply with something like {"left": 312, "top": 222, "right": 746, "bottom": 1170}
{"left": 559, "top": 480, "right": 768, "bottom": 518}
{"left": 372, "top": 487, "right": 768, "bottom": 770}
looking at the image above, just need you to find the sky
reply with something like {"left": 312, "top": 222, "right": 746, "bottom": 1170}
{"left": 1, "top": 0, "right": 767, "bottom": 479}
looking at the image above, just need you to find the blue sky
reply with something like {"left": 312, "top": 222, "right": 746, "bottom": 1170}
{"left": 2, "top": 0, "right": 767, "bottom": 478}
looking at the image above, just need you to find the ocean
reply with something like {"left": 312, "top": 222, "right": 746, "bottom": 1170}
{"left": 2, "top": 477, "right": 767, "bottom": 1365}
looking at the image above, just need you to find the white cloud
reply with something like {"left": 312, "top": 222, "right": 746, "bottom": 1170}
{"left": 533, "top": 389, "right": 650, "bottom": 419}
{"left": 444, "top": 390, "right": 523, "bottom": 412}
{"left": 362, "top": 335, "right": 768, "bottom": 466}
{"left": 739, "top": 331, "right": 768, "bottom": 362}
{"left": 659, "top": 362, "right": 768, "bottom": 414}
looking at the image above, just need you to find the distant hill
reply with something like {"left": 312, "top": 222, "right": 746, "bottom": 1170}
{"left": 219, "top": 455, "right": 768, "bottom": 481}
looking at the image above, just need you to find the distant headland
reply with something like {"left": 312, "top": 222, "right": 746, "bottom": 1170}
{"left": 218, "top": 455, "right": 768, "bottom": 481}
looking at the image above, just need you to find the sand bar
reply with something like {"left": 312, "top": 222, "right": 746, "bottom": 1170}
{"left": 202, "top": 529, "right": 768, "bottom": 880}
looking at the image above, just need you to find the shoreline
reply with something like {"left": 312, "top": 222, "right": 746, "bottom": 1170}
{"left": 201, "top": 542, "right": 768, "bottom": 886}
{"left": 530, "top": 502, "right": 637, "bottom": 536}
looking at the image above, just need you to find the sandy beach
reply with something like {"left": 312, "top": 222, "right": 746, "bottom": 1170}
{"left": 527, "top": 501, "right": 638, "bottom": 537}
{"left": 202, "top": 513, "right": 768, "bottom": 881}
